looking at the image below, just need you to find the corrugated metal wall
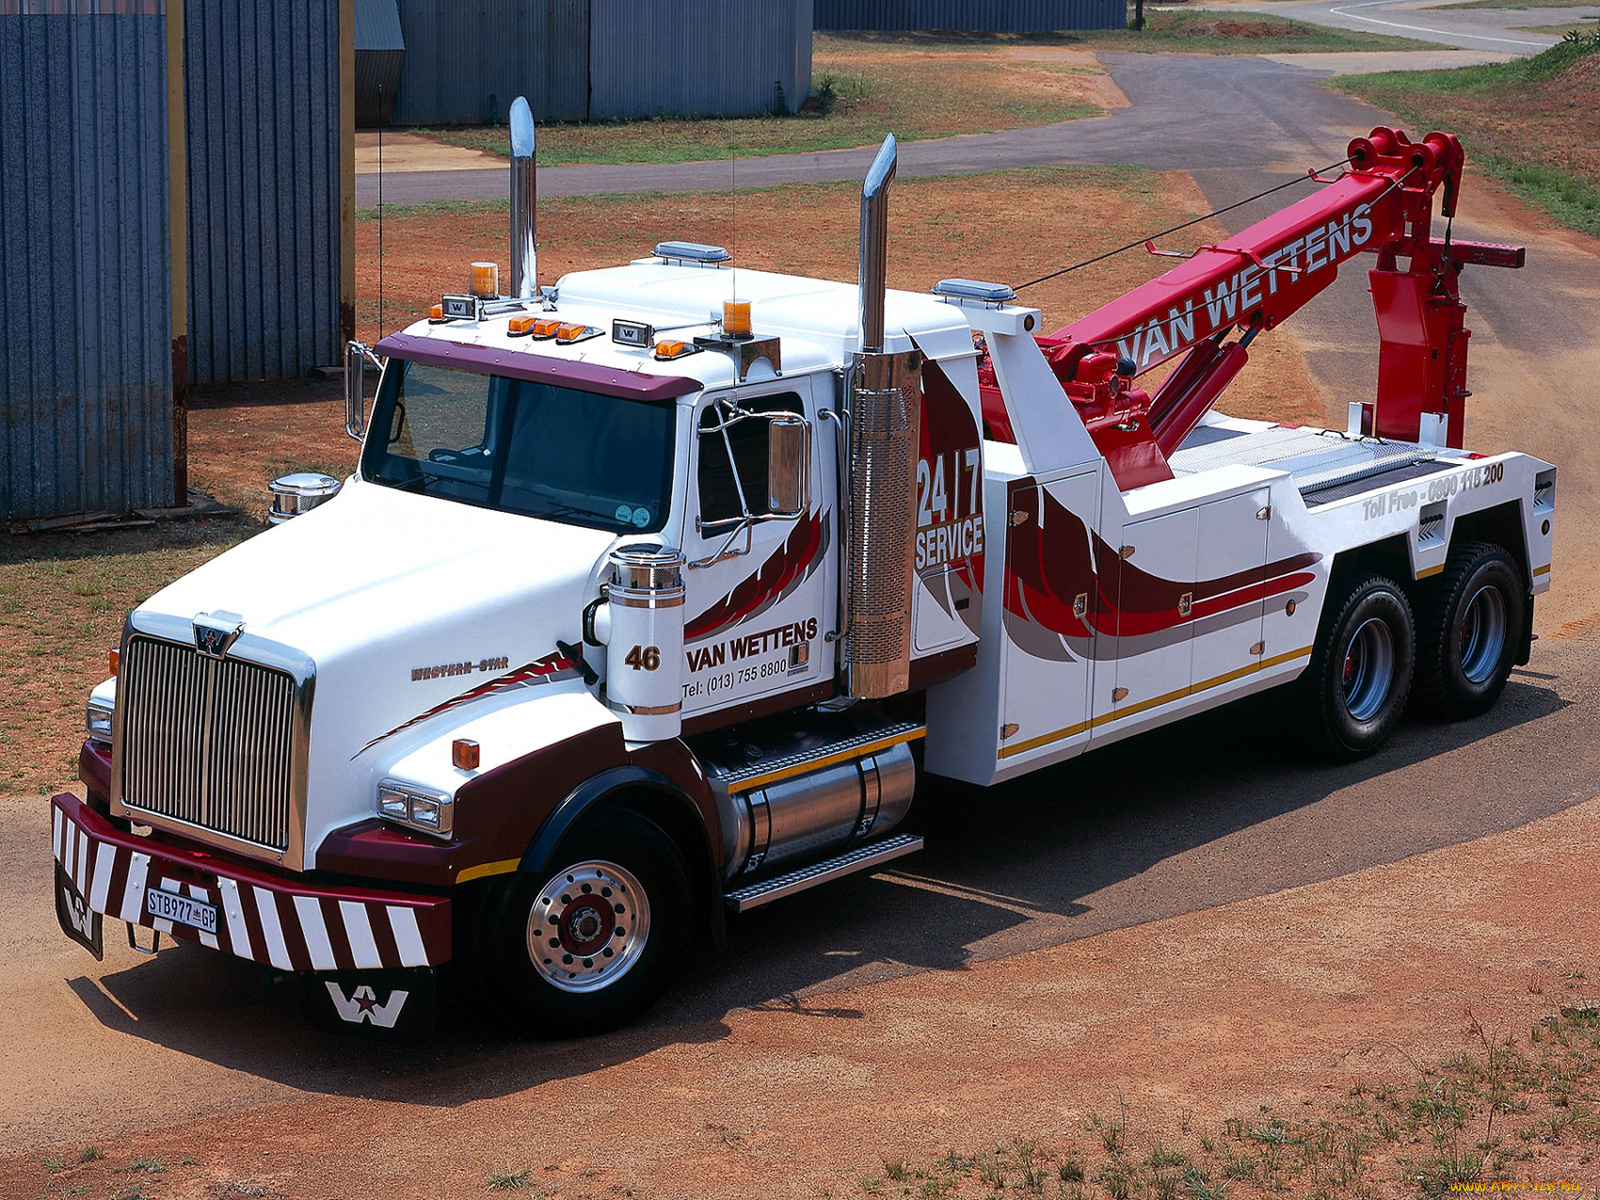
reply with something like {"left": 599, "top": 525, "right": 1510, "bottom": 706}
{"left": 185, "top": 0, "right": 343, "bottom": 383}
{"left": 389, "top": 0, "right": 589, "bottom": 126}
{"left": 589, "top": 0, "right": 812, "bottom": 120}
{"left": 815, "top": 0, "right": 1122, "bottom": 32}
{"left": 0, "top": 6, "right": 175, "bottom": 521}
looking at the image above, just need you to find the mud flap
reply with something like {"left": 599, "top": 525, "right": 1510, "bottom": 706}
{"left": 303, "top": 967, "right": 435, "bottom": 1043}
{"left": 54, "top": 861, "right": 103, "bottom": 962}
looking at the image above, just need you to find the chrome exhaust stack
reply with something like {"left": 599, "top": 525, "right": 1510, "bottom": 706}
{"left": 509, "top": 96, "right": 537, "bottom": 299}
{"left": 843, "top": 135, "right": 922, "bottom": 700}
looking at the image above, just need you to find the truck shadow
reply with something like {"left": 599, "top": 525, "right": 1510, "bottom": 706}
{"left": 70, "top": 664, "right": 1579, "bottom": 1105}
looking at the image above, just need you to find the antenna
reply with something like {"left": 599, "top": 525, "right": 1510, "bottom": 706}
{"left": 730, "top": 150, "right": 737, "bottom": 306}
{"left": 377, "top": 84, "right": 385, "bottom": 342}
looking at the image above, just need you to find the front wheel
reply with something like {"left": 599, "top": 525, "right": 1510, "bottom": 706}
{"left": 475, "top": 811, "right": 691, "bottom": 1037}
{"left": 1415, "top": 542, "right": 1525, "bottom": 721}
{"left": 1303, "top": 574, "right": 1416, "bottom": 761}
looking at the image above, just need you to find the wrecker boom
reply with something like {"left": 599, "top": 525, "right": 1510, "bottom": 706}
{"left": 982, "top": 127, "right": 1525, "bottom": 490}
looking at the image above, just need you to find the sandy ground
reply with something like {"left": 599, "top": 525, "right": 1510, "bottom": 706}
{"left": 354, "top": 131, "right": 501, "bottom": 174}
{"left": 5, "top": 790, "right": 1597, "bottom": 1196}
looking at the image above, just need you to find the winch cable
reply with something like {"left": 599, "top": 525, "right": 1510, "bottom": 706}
{"left": 1013, "top": 156, "right": 1355, "bottom": 293}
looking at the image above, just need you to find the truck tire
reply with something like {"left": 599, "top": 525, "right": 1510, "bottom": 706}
{"left": 1414, "top": 542, "right": 1524, "bottom": 721}
{"left": 1303, "top": 574, "right": 1415, "bottom": 761}
{"left": 476, "top": 810, "right": 692, "bottom": 1037}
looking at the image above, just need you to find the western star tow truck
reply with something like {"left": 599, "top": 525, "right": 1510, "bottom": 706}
{"left": 52, "top": 101, "right": 1555, "bottom": 1035}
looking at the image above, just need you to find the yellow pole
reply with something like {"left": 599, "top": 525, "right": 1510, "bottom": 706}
{"left": 167, "top": 0, "right": 188, "bottom": 505}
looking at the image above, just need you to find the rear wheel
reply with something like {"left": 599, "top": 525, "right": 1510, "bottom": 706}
{"left": 1303, "top": 574, "right": 1415, "bottom": 760}
{"left": 1415, "top": 542, "right": 1524, "bottom": 721}
{"left": 476, "top": 811, "right": 691, "bottom": 1037}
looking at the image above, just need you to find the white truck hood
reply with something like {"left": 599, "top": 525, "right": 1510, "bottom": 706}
{"left": 134, "top": 479, "right": 621, "bottom": 863}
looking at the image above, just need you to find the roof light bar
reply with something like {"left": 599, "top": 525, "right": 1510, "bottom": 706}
{"left": 932, "top": 278, "right": 1017, "bottom": 305}
{"left": 654, "top": 241, "right": 731, "bottom": 266}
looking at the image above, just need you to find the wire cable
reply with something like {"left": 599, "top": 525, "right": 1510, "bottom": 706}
{"left": 1013, "top": 156, "right": 1354, "bottom": 293}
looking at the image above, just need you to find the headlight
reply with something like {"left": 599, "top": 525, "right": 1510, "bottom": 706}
{"left": 86, "top": 678, "right": 117, "bottom": 745}
{"left": 376, "top": 780, "right": 453, "bottom": 839}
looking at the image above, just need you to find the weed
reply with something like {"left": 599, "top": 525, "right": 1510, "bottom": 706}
{"left": 1059, "top": 1156, "right": 1085, "bottom": 1183}
{"left": 79, "top": 1147, "right": 104, "bottom": 1163}
{"left": 489, "top": 1165, "right": 534, "bottom": 1191}
{"left": 42, "top": 1155, "right": 66, "bottom": 1173}
{"left": 1145, "top": 1145, "right": 1186, "bottom": 1169}
{"left": 1096, "top": 1159, "right": 1135, "bottom": 1200}
{"left": 115, "top": 1157, "right": 166, "bottom": 1175}
{"left": 858, "top": 1175, "right": 884, "bottom": 1196}
{"left": 885, "top": 1160, "right": 909, "bottom": 1182}
{"left": 1182, "top": 1166, "right": 1228, "bottom": 1200}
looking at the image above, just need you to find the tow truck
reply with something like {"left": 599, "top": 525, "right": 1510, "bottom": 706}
{"left": 52, "top": 100, "right": 1555, "bottom": 1036}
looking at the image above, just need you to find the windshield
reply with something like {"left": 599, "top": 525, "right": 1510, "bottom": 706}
{"left": 360, "top": 360, "right": 677, "bottom": 534}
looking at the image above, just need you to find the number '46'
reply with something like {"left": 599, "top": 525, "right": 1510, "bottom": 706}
{"left": 624, "top": 645, "right": 661, "bottom": 671}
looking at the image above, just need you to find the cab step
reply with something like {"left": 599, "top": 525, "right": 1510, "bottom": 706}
{"left": 724, "top": 833, "right": 925, "bottom": 913}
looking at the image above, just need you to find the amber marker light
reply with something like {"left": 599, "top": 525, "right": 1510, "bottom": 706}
{"left": 452, "top": 738, "right": 480, "bottom": 770}
{"left": 723, "top": 299, "right": 752, "bottom": 339}
{"left": 655, "top": 340, "right": 692, "bottom": 360}
{"left": 530, "top": 318, "right": 562, "bottom": 339}
{"left": 469, "top": 262, "right": 500, "bottom": 299}
{"left": 109, "top": 648, "right": 120, "bottom": 676}
{"left": 508, "top": 315, "right": 536, "bottom": 336}
{"left": 555, "top": 322, "right": 588, "bottom": 343}
{"left": 429, "top": 303, "right": 445, "bottom": 323}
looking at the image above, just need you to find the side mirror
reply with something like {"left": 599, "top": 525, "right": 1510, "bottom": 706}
{"left": 345, "top": 341, "right": 370, "bottom": 441}
{"left": 767, "top": 415, "right": 811, "bottom": 519}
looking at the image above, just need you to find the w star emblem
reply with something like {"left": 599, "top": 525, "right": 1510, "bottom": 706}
{"left": 325, "top": 982, "right": 409, "bottom": 1028}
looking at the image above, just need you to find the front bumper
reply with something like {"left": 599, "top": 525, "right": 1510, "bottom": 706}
{"left": 51, "top": 793, "right": 452, "bottom": 972}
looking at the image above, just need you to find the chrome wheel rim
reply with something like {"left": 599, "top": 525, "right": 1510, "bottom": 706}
{"left": 1342, "top": 616, "right": 1396, "bottom": 723}
{"left": 527, "top": 860, "right": 650, "bottom": 994}
{"left": 1458, "top": 584, "right": 1507, "bottom": 685}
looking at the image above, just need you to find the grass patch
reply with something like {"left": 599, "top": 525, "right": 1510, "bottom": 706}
{"left": 1429, "top": 0, "right": 1598, "bottom": 9}
{"left": 843, "top": 1000, "right": 1600, "bottom": 1197}
{"left": 1334, "top": 34, "right": 1600, "bottom": 237}
{"left": 406, "top": 22, "right": 1430, "bottom": 170}
{"left": 0, "top": 522, "right": 252, "bottom": 795}
{"left": 418, "top": 34, "right": 1104, "bottom": 167}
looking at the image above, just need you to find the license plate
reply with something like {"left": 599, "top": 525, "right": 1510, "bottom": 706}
{"left": 145, "top": 887, "right": 218, "bottom": 935}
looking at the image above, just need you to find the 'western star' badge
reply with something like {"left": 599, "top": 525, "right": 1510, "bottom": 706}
{"left": 193, "top": 611, "right": 245, "bottom": 658}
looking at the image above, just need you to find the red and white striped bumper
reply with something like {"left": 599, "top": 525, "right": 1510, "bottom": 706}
{"left": 51, "top": 793, "right": 451, "bottom": 972}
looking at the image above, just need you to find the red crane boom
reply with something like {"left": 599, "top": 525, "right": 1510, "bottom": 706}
{"left": 979, "top": 127, "right": 1525, "bottom": 490}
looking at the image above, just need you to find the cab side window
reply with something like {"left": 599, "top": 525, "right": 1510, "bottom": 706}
{"left": 697, "top": 393, "right": 801, "bottom": 528}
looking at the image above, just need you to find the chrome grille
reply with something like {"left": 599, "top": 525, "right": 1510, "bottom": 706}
{"left": 120, "top": 636, "right": 298, "bottom": 852}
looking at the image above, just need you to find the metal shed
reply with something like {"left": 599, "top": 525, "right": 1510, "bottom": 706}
{"left": 814, "top": 0, "right": 1123, "bottom": 32}
{"left": 355, "top": 0, "right": 404, "bottom": 127}
{"left": 388, "top": 0, "right": 589, "bottom": 126}
{"left": 589, "top": 0, "right": 813, "bottom": 120}
{"left": 0, "top": 2, "right": 178, "bottom": 520}
{"left": 376, "top": 0, "right": 812, "bottom": 126}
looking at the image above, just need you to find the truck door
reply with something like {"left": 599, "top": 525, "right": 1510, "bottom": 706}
{"left": 678, "top": 377, "right": 837, "bottom": 724}
{"left": 1188, "top": 489, "right": 1272, "bottom": 694}
{"left": 998, "top": 469, "right": 1101, "bottom": 767}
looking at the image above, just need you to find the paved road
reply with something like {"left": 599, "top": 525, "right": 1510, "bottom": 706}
{"left": 10, "top": 47, "right": 1600, "bottom": 1151}
{"left": 351, "top": 42, "right": 1539, "bottom": 211}
{"left": 1214, "top": 0, "right": 1583, "bottom": 51}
